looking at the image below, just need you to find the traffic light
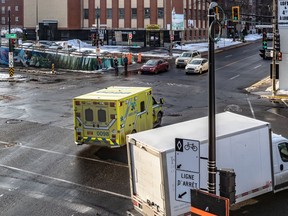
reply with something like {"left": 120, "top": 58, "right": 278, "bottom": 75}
{"left": 232, "top": 6, "right": 240, "bottom": 22}
{"left": 274, "top": 32, "right": 280, "bottom": 52}
{"left": 259, "top": 49, "right": 266, "bottom": 59}
{"left": 92, "top": 34, "right": 96, "bottom": 46}
{"left": 11, "top": 39, "right": 16, "bottom": 51}
{"left": 277, "top": 52, "right": 282, "bottom": 61}
{"left": 262, "top": 32, "right": 267, "bottom": 49}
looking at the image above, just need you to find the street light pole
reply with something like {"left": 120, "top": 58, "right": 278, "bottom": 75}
{"left": 36, "top": 0, "right": 39, "bottom": 42}
{"left": 96, "top": 6, "right": 99, "bottom": 48}
{"left": 272, "top": 0, "right": 276, "bottom": 95}
{"left": 169, "top": 1, "right": 174, "bottom": 56}
{"left": 208, "top": 0, "right": 217, "bottom": 195}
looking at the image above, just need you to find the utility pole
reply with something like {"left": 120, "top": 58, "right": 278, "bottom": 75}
{"left": 169, "top": 2, "right": 174, "bottom": 57}
{"left": 96, "top": 6, "right": 99, "bottom": 48}
{"left": 272, "top": 0, "right": 277, "bottom": 95}
{"left": 36, "top": 0, "right": 39, "bottom": 42}
{"left": 208, "top": 0, "right": 217, "bottom": 195}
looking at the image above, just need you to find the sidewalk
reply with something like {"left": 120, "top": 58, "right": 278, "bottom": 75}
{"left": 246, "top": 76, "right": 288, "bottom": 103}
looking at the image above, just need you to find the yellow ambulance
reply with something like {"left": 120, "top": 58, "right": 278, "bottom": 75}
{"left": 73, "top": 86, "right": 164, "bottom": 147}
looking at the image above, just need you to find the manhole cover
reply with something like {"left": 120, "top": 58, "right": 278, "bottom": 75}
{"left": 5, "top": 119, "right": 23, "bottom": 124}
{"left": 224, "top": 104, "right": 242, "bottom": 112}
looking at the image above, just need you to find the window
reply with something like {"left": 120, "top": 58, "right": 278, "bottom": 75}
{"left": 15, "top": 17, "right": 19, "bottom": 22}
{"left": 1, "top": 6, "right": 5, "bottom": 14}
{"left": 107, "top": 9, "right": 112, "bottom": 19}
{"left": 158, "top": 8, "right": 164, "bottom": 19}
{"left": 15, "top": 6, "right": 19, "bottom": 11}
{"left": 1, "top": 0, "right": 5, "bottom": 3}
{"left": 144, "top": 8, "right": 150, "bottom": 19}
{"left": 84, "top": 9, "right": 89, "bottom": 19}
{"left": 140, "top": 101, "right": 145, "bottom": 112}
{"left": 98, "top": 109, "right": 106, "bottom": 122}
{"left": 131, "top": 8, "right": 137, "bottom": 19}
{"left": 85, "top": 108, "right": 93, "bottom": 122}
{"left": 279, "top": 143, "right": 288, "bottom": 162}
{"left": 7, "top": 6, "right": 10, "bottom": 11}
{"left": 119, "top": 8, "right": 124, "bottom": 19}
{"left": 1, "top": 17, "right": 5, "bottom": 25}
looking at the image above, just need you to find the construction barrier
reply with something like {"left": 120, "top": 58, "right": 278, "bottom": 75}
{"left": 137, "top": 53, "right": 142, "bottom": 63}
{"left": 51, "top": 63, "right": 55, "bottom": 74}
{"left": 9, "top": 67, "right": 14, "bottom": 77}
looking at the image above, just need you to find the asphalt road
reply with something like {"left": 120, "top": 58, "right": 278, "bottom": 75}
{"left": 0, "top": 41, "right": 288, "bottom": 215}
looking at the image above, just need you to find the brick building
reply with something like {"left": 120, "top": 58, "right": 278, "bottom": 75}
{"left": 1, "top": 0, "right": 271, "bottom": 46}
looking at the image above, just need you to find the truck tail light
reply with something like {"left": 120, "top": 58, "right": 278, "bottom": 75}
{"left": 119, "top": 101, "right": 123, "bottom": 106}
{"left": 77, "top": 132, "right": 81, "bottom": 136}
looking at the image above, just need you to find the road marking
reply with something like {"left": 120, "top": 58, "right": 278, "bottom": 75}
{"left": 254, "top": 65, "right": 261, "bottom": 69}
{"left": 216, "top": 55, "right": 254, "bottom": 71}
{"left": 230, "top": 74, "right": 240, "bottom": 80}
{"left": 225, "top": 54, "right": 233, "bottom": 58}
{"left": 0, "top": 164, "right": 131, "bottom": 200}
{"left": 0, "top": 141, "right": 128, "bottom": 168}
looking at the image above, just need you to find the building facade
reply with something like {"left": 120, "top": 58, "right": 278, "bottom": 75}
{"left": 0, "top": 0, "right": 23, "bottom": 29}
{"left": 1, "top": 1, "right": 270, "bottom": 46}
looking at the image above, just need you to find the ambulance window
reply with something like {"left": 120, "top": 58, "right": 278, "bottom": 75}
{"left": 85, "top": 108, "right": 93, "bottom": 121}
{"left": 140, "top": 101, "right": 145, "bottom": 112}
{"left": 98, "top": 109, "right": 106, "bottom": 122}
{"left": 278, "top": 143, "right": 288, "bottom": 162}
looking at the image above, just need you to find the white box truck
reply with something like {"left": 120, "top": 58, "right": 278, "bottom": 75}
{"left": 126, "top": 112, "right": 288, "bottom": 216}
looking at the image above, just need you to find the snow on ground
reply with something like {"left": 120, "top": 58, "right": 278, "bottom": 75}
{"left": 65, "top": 34, "right": 262, "bottom": 57}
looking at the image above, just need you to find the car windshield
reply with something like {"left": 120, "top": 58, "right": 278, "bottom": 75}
{"left": 145, "top": 60, "right": 158, "bottom": 66}
{"left": 181, "top": 53, "right": 192, "bottom": 57}
{"left": 190, "top": 60, "right": 202, "bottom": 65}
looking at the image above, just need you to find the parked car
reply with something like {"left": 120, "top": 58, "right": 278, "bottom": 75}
{"left": 139, "top": 59, "right": 169, "bottom": 74}
{"left": 185, "top": 58, "right": 208, "bottom": 74}
{"left": 36, "top": 40, "right": 63, "bottom": 50}
{"left": 175, "top": 50, "right": 201, "bottom": 68}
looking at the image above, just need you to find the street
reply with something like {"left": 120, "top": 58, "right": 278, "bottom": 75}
{"left": 0, "top": 40, "right": 288, "bottom": 215}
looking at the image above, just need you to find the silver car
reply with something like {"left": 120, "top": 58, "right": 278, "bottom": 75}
{"left": 175, "top": 50, "right": 201, "bottom": 68}
{"left": 185, "top": 58, "right": 208, "bottom": 74}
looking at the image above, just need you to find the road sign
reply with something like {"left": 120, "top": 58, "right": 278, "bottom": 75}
{"left": 96, "top": 47, "right": 100, "bottom": 56}
{"left": 175, "top": 138, "right": 200, "bottom": 203}
{"left": 9, "top": 52, "right": 14, "bottom": 68}
{"left": 175, "top": 138, "right": 200, "bottom": 172}
{"left": 5, "top": 33, "right": 17, "bottom": 39}
{"left": 176, "top": 170, "right": 200, "bottom": 203}
{"left": 170, "top": 34, "right": 174, "bottom": 41}
{"left": 129, "top": 33, "right": 133, "bottom": 39}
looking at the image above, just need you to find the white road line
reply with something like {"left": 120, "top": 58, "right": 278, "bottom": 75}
{"left": 230, "top": 74, "right": 240, "bottom": 80}
{"left": 254, "top": 65, "right": 261, "bottom": 69}
{"left": 0, "top": 141, "right": 128, "bottom": 168}
{"left": 0, "top": 164, "right": 131, "bottom": 200}
{"left": 225, "top": 54, "right": 233, "bottom": 58}
{"left": 216, "top": 55, "right": 253, "bottom": 71}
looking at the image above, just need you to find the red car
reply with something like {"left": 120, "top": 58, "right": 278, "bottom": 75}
{"left": 139, "top": 59, "right": 169, "bottom": 74}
